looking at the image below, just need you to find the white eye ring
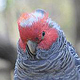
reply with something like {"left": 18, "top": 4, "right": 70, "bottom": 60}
{"left": 42, "top": 31, "right": 45, "bottom": 36}
{"left": 42, "top": 31, "right": 45, "bottom": 39}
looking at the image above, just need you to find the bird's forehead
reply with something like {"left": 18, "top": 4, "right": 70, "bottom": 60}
{"left": 19, "top": 9, "right": 46, "bottom": 27}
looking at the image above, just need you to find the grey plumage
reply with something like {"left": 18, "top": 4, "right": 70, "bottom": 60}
{"left": 14, "top": 9, "right": 80, "bottom": 80}
{"left": 14, "top": 25, "right": 80, "bottom": 80}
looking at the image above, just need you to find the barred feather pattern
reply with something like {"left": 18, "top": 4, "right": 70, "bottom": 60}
{"left": 14, "top": 27, "right": 80, "bottom": 80}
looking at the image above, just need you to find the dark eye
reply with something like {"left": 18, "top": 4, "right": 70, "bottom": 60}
{"left": 42, "top": 31, "right": 45, "bottom": 36}
{"left": 42, "top": 31, "right": 45, "bottom": 39}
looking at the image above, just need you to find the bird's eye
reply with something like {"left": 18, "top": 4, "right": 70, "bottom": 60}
{"left": 42, "top": 31, "right": 45, "bottom": 39}
{"left": 42, "top": 31, "right": 45, "bottom": 36}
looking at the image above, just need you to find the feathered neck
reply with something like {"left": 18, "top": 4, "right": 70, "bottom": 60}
{"left": 14, "top": 30, "right": 77, "bottom": 80}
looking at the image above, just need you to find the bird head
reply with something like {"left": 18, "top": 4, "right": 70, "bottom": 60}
{"left": 18, "top": 9, "right": 58, "bottom": 56}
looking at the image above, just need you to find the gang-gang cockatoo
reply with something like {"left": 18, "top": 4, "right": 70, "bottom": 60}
{"left": 14, "top": 9, "right": 80, "bottom": 80}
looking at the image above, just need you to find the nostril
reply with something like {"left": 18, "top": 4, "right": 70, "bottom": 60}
{"left": 35, "top": 37, "right": 39, "bottom": 40}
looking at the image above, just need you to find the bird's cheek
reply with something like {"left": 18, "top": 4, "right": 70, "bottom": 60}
{"left": 19, "top": 39, "right": 26, "bottom": 52}
{"left": 37, "top": 40, "right": 50, "bottom": 50}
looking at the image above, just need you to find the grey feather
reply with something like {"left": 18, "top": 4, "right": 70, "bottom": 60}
{"left": 14, "top": 9, "right": 80, "bottom": 80}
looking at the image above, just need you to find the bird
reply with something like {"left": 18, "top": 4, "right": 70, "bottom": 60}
{"left": 14, "top": 9, "right": 80, "bottom": 80}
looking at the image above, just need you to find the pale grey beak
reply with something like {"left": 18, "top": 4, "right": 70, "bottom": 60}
{"left": 27, "top": 40, "right": 37, "bottom": 55}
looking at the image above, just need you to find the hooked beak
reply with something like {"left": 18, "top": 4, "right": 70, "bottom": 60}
{"left": 27, "top": 40, "right": 37, "bottom": 55}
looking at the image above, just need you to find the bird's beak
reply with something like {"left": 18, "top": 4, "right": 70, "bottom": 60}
{"left": 27, "top": 40, "right": 37, "bottom": 55}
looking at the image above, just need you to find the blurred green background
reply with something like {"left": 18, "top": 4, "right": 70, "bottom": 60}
{"left": 0, "top": 0, "right": 80, "bottom": 80}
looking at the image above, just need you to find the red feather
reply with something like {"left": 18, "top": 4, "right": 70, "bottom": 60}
{"left": 18, "top": 10, "right": 58, "bottom": 50}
